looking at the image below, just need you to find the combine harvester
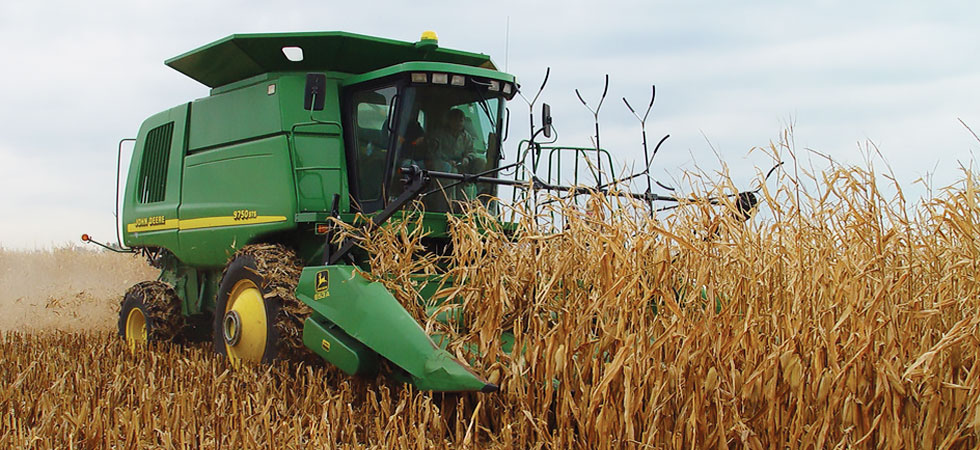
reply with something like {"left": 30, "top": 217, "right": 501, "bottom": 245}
{"left": 83, "top": 31, "right": 761, "bottom": 393}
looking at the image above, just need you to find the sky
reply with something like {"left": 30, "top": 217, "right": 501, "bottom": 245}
{"left": 1, "top": 1, "right": 979, "bottom": 249}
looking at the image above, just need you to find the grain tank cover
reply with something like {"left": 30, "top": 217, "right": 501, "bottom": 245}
{"left": 166, "top": 31, "right": 498, "bottom": 88}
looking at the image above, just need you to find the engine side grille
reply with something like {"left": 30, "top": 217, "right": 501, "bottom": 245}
{"left": 137, "top": 122, "right": 174, "bottom": 204}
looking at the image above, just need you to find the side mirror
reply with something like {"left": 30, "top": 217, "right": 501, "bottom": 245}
{"left": 502, "top": 107, "right": 510, "bottom": 143}
{"left": 304, "top": 73, "right": 326, "bottom": 111}
{"left": 542, "top": 103, "right": 553, "bottom": 138}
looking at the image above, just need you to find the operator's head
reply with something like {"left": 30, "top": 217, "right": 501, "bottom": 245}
{"left": 447, "top": 108, "right": 464, "bottom": 133}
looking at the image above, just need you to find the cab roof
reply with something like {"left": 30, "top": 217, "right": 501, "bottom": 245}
{"left": 165, "top": 31, "right": 498, "bottom": 88}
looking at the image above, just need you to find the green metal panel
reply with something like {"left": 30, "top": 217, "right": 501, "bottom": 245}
{"left": 188, "top": 81, "right": 283, "bottom": 152}
{"left": 209, "top": 73, "right": 276, "bottom": 96}
{"left": 166, "top": 31, "right": 497, "bottom": 89}
{"left": 293, "top": 134, "right": 347, "bottom": 213}
{"left": 122, "top": 104, "right": 188, "bottom": 249}
{"left": 302, "top": 317, "right": 379, "bottom": 375}
{"left": 177, "top": 136, "right": 297, "bottom": 267}
{"left": 295, "top": 265, "right": 494, "bottom": 392}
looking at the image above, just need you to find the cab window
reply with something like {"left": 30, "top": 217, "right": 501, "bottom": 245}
{"left": 352, "top": 86, "right": 397, "bottom": 204}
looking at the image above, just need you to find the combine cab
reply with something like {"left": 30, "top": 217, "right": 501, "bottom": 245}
{"left": 114, "top": 31, "right": 519, "bottom": 392}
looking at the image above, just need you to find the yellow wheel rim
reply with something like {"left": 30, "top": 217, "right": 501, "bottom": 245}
{"left": 125, "top": 307, "right": 147, "bottom": 352}
{"left": 224, "top": 278, "right": 268, "bottom": 364}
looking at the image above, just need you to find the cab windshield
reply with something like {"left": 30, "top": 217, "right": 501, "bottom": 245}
{"left": 390, "top": 85, "right": 505, "bottom": 213}
{"left": 347, "top": 79, "right": 507, "bottom": 214}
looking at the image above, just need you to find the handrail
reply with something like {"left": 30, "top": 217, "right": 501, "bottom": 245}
{"left": 116, "top": 138, "right": 136, "bottom": 249}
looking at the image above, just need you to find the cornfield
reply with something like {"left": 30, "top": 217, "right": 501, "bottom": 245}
{"left": 2, "top": 141, "right": 979, "bottom": 448}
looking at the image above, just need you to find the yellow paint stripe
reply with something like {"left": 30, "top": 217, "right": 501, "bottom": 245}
{"left": 127, "top": 219, "right": 180, "bottom": 233}
{"left": 126, "top": 216, "right": 287, "bottom": 233}
{"left": 178, "top": 215, "right": 288, "bottom": 230}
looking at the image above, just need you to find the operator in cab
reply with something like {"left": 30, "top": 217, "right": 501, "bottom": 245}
{"left": 428, "top": 108, "right": 486, "bottom": 174}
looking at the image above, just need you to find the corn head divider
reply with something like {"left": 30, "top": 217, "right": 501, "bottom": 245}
{"left": 82, "top": 30, "right": 768, "bottom": 393}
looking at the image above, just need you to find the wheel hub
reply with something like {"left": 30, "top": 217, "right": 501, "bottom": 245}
{"left": 222, "top": 310, "right": 242, "bottom": 346}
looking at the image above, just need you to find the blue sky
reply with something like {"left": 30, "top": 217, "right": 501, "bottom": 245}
{"left": 1, "top": 1, "right": 978, "bottom": 248}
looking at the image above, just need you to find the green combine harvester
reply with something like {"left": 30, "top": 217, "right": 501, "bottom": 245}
{"left": 84, "top": 30, "right": 759, "bottom": 393}
{"left": 93, "top": 30, "right": 536, "bottom": 393}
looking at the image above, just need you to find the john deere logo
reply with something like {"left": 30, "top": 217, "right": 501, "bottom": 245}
{"left": 314, "top": 270, "right": 330, "bottom": 300}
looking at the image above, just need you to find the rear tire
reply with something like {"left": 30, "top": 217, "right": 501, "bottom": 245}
{"left": 118, "top": 281, "right": 184, "bottom": 350}
{"left": 212, "top": 244, "right": 312, "bottom": 364}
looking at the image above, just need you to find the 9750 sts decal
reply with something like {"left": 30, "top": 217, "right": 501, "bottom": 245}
{"left": 232, "top": 209, "right": 258, "bottom": 221}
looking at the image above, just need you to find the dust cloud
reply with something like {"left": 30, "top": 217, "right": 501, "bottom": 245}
{"left": 0, "top": 247, "right": 156, "bottom": 332}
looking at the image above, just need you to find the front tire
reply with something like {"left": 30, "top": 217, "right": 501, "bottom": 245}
{"left": 212, "top": 244, "right": 311, "bottom": 364}
{"left": 118, "top": 281, "right": 184, "bottom": 351}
